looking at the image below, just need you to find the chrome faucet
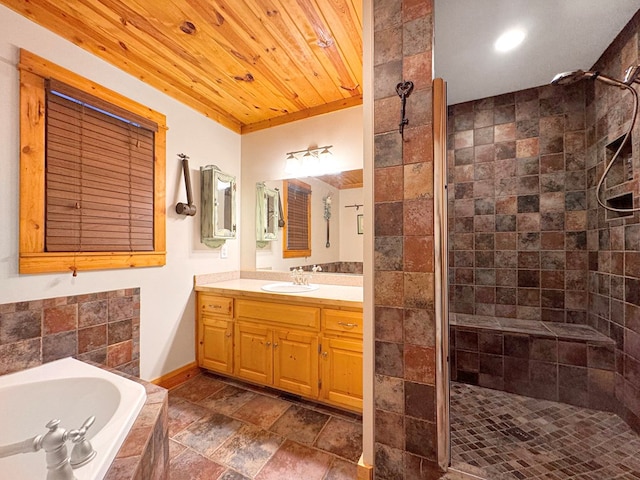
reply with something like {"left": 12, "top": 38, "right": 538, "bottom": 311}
{"left": 291, "top": 266, "right": 305, "bottom": 285}
{"left": 290, "top": 265, "right": 322, "bottom": 285}
{"left": 0, "top": 416, "right": 96, "bottom": 480}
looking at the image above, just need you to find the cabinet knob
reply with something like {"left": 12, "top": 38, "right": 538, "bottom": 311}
{"left": 225, "top": 333, "right": 232, "bottom": 338}
{"left": 322, "top": 351, "right": 328, "bottom": 358}
{"left": 265, "top": 341, "right": 271, "bottom": 347}
{"left": 273, "top": 342, "right": 279, "bottom": 348}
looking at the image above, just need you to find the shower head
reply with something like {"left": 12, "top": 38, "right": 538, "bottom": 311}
{"left": 551, "top": 69, "right": 627, "bottom": 88}
{"left": 624, "top": 65, "right": 640, "bottom": 85}
{"left": 551, "top": 69, "right": 598, "bottom": 86}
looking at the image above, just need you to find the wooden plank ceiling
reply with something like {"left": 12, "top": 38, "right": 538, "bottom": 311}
{"left": 316, "top": 168, "right": 363, "bottom": 189}
{"left": 1, "top": 0, "right": 363, "bottom": 134}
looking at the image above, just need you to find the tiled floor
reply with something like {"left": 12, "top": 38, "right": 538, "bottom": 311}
{"left": 168, "top": 372, "right": 362, "bottom": 480}
{"left": 450, "top": 382, "right": 640, "bottom": 479}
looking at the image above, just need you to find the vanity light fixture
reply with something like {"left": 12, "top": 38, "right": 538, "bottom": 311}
{"left": 284, "top": 145, "right": 336, "bottom": 176}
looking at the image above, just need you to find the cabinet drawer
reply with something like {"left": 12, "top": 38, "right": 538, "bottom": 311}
{"left": 322, "top": 309, "right": 363, "bottom": 336}
{"left": 236, "top": 299, "right": 320, "bottom": 329}
{"left": 198, "top": 294, "right": 233, "bottom": 318}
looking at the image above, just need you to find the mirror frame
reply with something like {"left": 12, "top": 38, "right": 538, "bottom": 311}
{"left": 256, "top": 182, "right": 279, "bottom": 246}
{"left": 200, "top": 165, "right": 236, "bottom": 248}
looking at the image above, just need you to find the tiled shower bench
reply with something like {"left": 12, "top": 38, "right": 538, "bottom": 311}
{"left": 450, "top": 313, "right": 616, "bottom": 411}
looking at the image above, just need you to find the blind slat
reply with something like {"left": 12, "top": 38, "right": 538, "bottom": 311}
{"left": 45, "top": 82, "right": 155, "bottom": 252}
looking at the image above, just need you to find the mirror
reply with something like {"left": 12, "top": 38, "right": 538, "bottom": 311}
{"left": 256, "top": 182, "right": 279, "bottom": 246}
{"left": 200, "top": 165, "right": 236, "bottom": 248}
{"left": 255, "top": 169, "right": 364, "bottom": 274}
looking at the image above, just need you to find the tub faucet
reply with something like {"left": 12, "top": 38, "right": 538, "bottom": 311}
{"left": 0, "top": 416, "right": 96, "bottom": 480}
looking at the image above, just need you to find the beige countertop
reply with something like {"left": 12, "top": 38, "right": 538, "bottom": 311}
{"left": 195, "top": 278, "right": 363, "bottom": 308}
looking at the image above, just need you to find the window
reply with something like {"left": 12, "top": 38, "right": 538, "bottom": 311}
{"left": 282, "top": 179, "right": 311, "bottom": 258}
{"left": 19, "top": 49, "right": 167, "bottom": 274}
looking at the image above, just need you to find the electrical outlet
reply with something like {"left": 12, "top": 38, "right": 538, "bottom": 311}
{"left": 220, "top": 243, "right": 228, "bottom": 259}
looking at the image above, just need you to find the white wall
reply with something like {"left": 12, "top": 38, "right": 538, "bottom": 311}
{"left": 241, "top": 106, "right": 364, "bottom": 271}
{"left": 0, "top": 5, "right": 241, "bottom": 380}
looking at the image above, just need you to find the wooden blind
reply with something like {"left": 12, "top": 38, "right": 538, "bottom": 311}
{"left": 45, "top": 80, "right": 156, "bottom": 252}
{"left": 286, "top": 180, "right": 311, "bottom": 251}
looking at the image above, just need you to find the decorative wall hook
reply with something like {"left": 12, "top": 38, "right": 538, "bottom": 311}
{"left": 176, "top": 153, "right": 197, "bottom": 216}
{"left": 396, "top": 81, "right": 414, "bottom": 140}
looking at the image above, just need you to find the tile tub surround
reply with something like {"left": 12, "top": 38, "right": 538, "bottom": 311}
{"left": 0, "top": 288, "right": 140, "bottom": 376}
{"left": 450, "top": 314, "right": 616, "bottom": 412}
{"left": 0, "top": 289, "right": 166, "bottom": 478}
{"left": 105, "top": 370, "right": 169, "bottom": 480}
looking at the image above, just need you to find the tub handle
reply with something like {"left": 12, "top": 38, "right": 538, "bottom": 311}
{"left": 68, "top": 416, "right": 97, "bottom": 468}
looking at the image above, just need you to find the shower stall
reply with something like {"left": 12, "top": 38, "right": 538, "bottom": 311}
{"left": 445, "top": 12, "right": 640, "bottom": 478}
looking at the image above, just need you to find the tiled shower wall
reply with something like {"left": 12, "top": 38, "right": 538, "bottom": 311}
{"left": 0, "top": 288, "right": 140, "bottom": 376}
{"left": 447, "top": 84, "right": 589, "bottom": 324}
{"left": 447, "top": 9, "right": 640, "bottom": 434}
{"left": 373, "top": 0, "right": 438, "bottom": 478}
{"left": 587, "top": 11, "right": 640, "bottom": 431}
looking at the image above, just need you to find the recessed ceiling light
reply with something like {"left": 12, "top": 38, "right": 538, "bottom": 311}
{"left": 494, "top": 28, "right": 526, "bottom": 53}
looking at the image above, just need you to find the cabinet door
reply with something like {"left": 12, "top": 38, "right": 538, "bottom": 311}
{"left": 273, "top": 330, "right": 319, "bottom": 397}
{"left": 234, "top": 322, "right": 273, "bottom": 384}
{"left": 199, "top": 316, "right": 233, "bottom": 374}
{"left": 320, "top": 336, "right": 363, "bottom": 412}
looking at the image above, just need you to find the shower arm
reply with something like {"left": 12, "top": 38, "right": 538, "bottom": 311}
{"left": 595, "top": 83, "right": 640, "bottom": 213}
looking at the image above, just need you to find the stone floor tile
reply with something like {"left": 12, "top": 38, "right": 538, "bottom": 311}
{"left": 172, "top": 412, "right": 242, "bottom": 457}
{"left": 324, "top": 457, "right": 359, "bottom": 480}
{"left": 254, "top": 440, "right": 333, "bottom": 480}
{"left": 218, "top": 469, "right": 252, "bottom": 480}
{"left": 314, "top": 417, "right": 363, "bottom": 462}
{"left": 210, "top": 423, "right": 283, "bottom": 477}
{"left": 232, "top": 394, "right": 290, "bottom": 428}
{"left": 269, "top": 404, "right": 330, "bottom": 445}
{"left": 450, "top": 381, "right": 640, "bottom": 479}
{"left": 169, "top": 448, "right": 226, "bottom": 480}
{"left": 197, "top": 384, "right": 257, "bottom": 415}
{"left": 168, "top": 397, "right": 210, "bottom": 436}
{"left": 170, "top": 374, "right": 227, "bottom": 402}
{"left": 168, "top": 439, "right": 187, "bottom": 461}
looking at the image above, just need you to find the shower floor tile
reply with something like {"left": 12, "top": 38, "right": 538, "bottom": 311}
{"left": 450, "top": 381, "right": 640, "bottom": 479}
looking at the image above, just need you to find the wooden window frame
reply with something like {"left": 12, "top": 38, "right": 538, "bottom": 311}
{"left": 18, "top": 49, "right": 167, "bottom": 274}
{"left": 282, "top": 179, "right": 311, "bottom": 258}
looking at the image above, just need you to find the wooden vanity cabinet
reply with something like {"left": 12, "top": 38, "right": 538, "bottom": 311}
{"left": 235, "top": 299, "right": 320, "bottom": 398}
{"left": 195, "top": 291, "right": 362, "bottom": 413}
{"left": 320, "top": 309, "right": 363, "bottom": 411}
{"left": 197, "top": 294, "right": 234, "bottom": 374}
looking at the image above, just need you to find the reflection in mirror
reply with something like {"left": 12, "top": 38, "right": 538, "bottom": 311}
{"left": 256, "top": 182, "right": 279, "bottom": 246}
{"left": 256, "top": 169, "right": 364, "bottom": 274}
{"left": 200, "top": 165, "right": 236, "bottom": 248}
{"left": 283, "top": 179, "right": 312, "bottom": 258}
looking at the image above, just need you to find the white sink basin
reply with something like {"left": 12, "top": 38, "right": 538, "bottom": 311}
{"left": 261, "top": 283, "right": 319, "bottom": 293}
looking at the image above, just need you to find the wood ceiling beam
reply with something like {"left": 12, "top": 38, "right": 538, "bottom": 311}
{"left": 240, "top": 94, "right": 362, "bottom": 134}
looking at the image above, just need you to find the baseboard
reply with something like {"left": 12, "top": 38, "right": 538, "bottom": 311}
{"left": 357, "top": 454, "right": 373, "bottom": 480}
{"left": 152, "top": 361, "right": 201, "bottom": 390}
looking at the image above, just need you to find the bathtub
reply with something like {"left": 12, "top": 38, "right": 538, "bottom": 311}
{"left": 0, "top": 357, "right": 146, "bottom": 479}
